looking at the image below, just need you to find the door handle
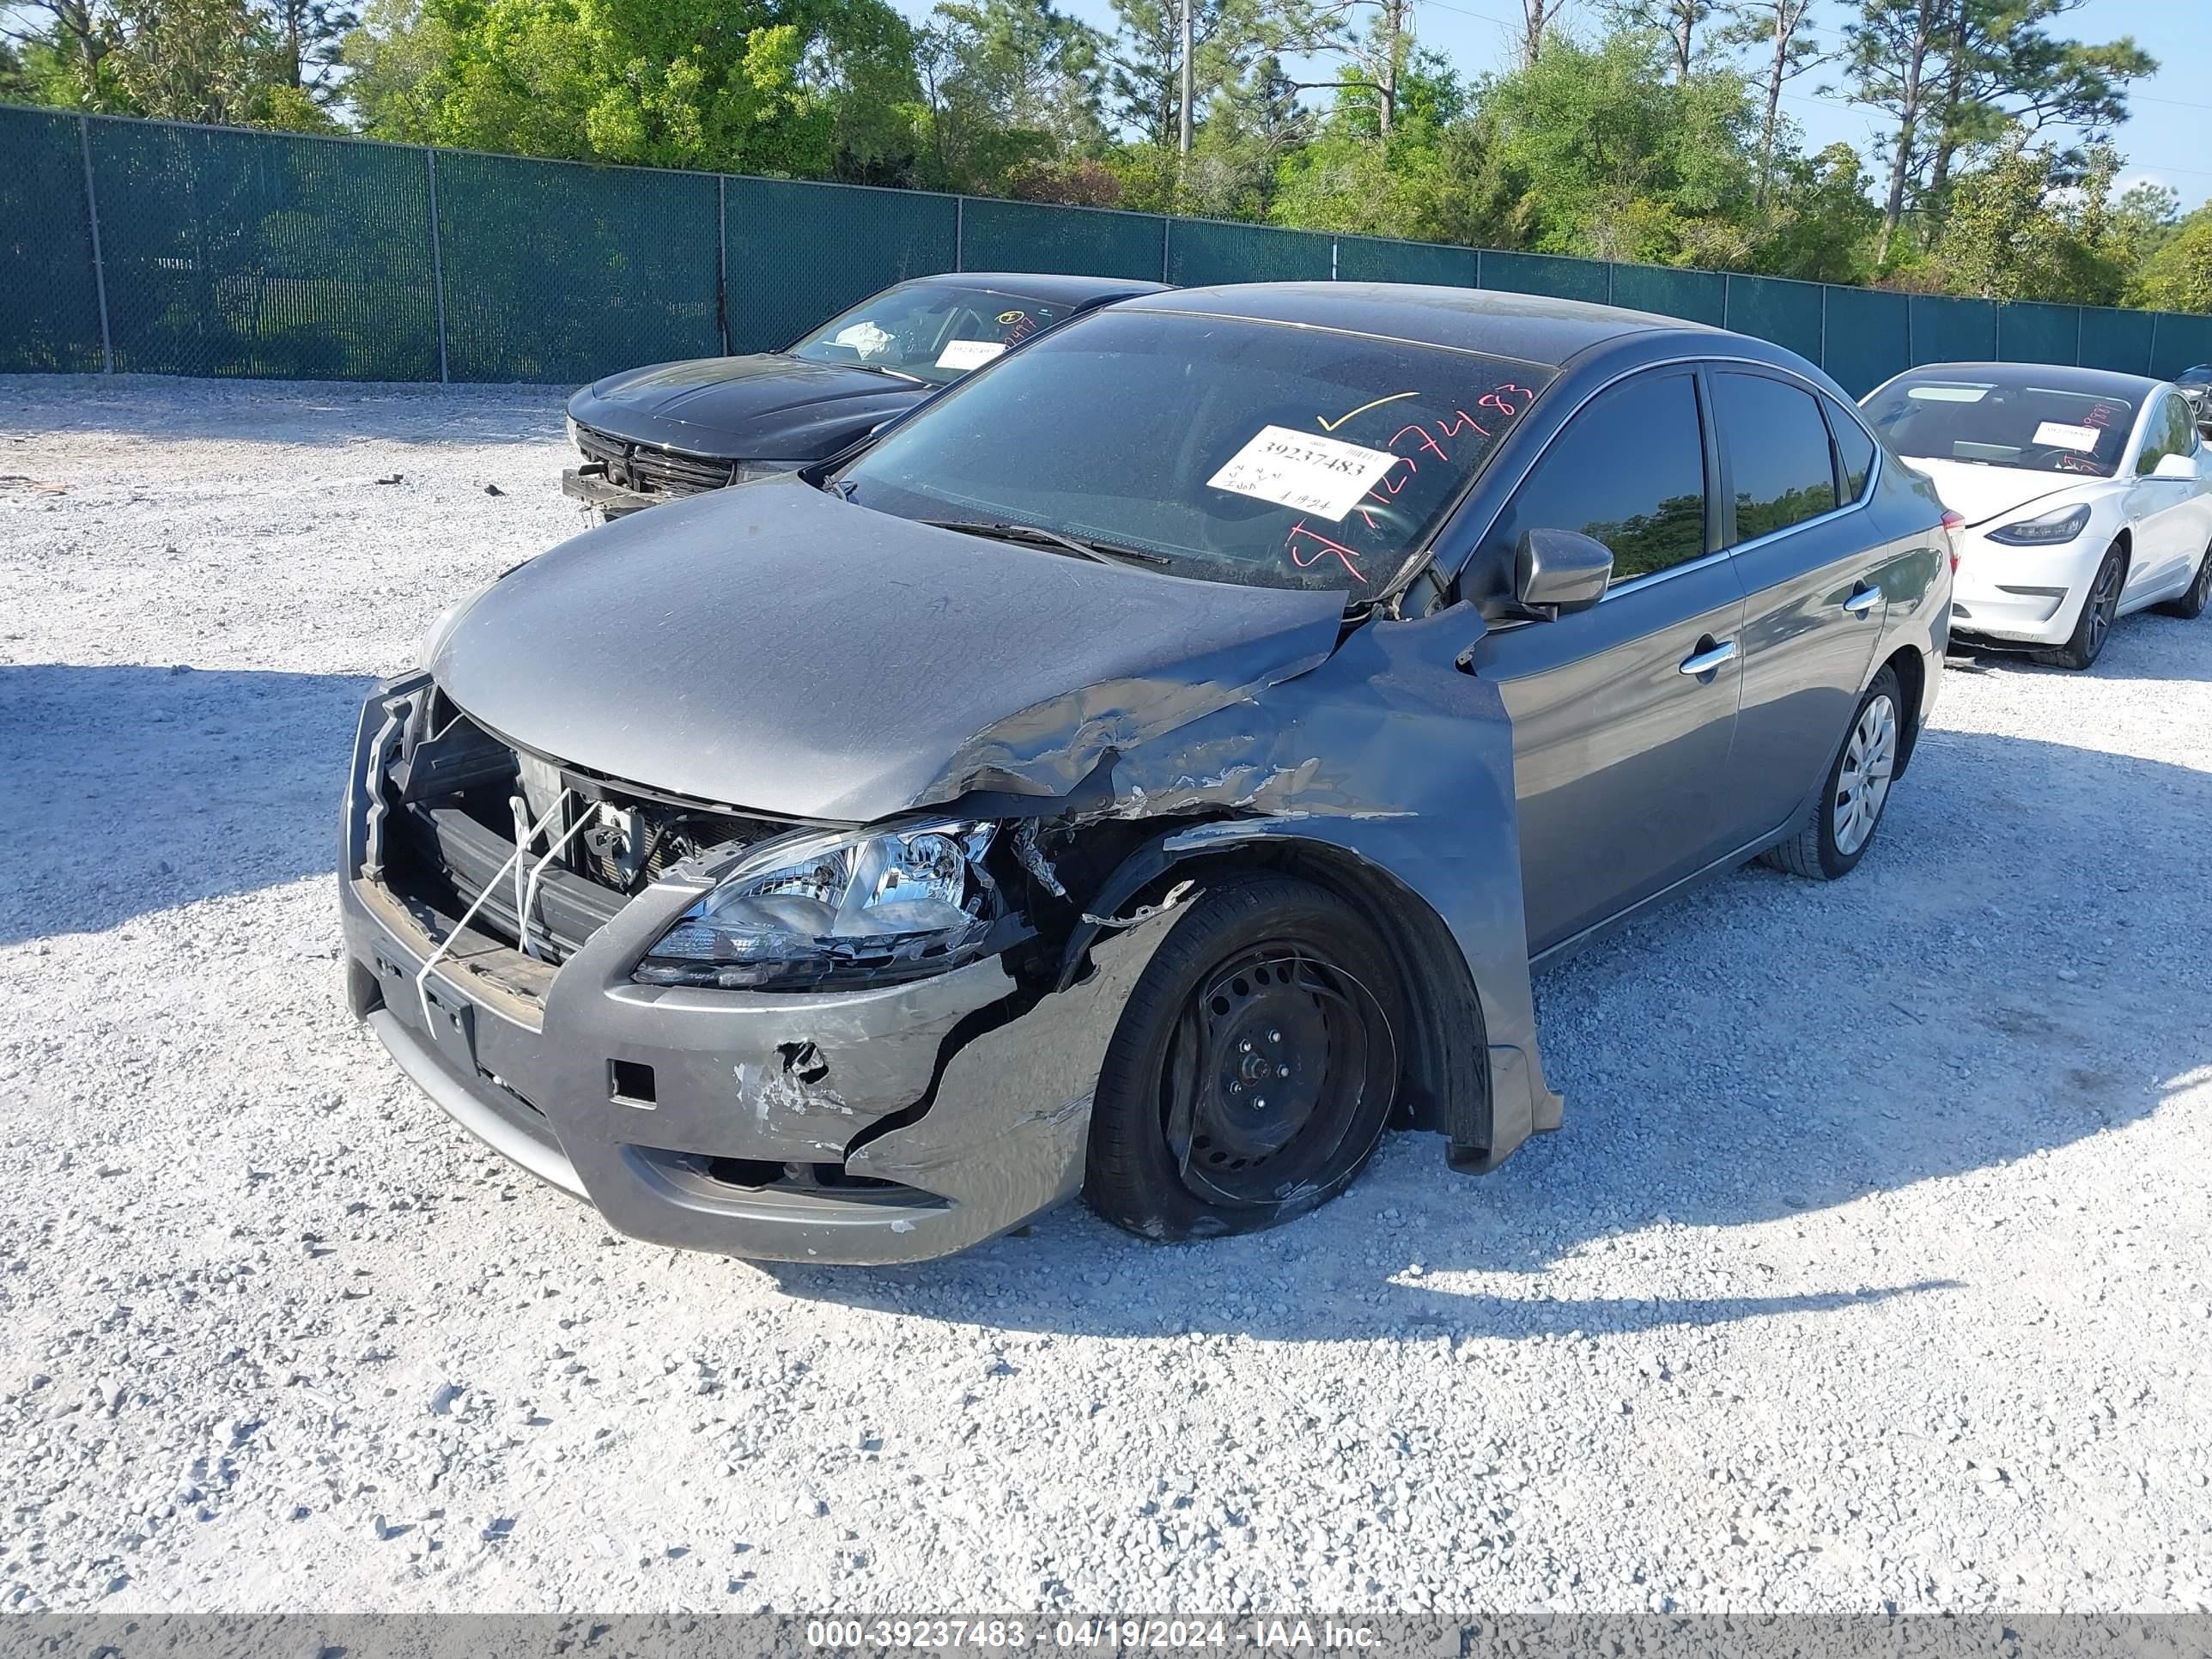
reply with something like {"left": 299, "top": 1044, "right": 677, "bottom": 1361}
{"left": 1677, "top": 637, "right": 1738, "bottom": 677}
{"left": 1843, "top": 584, "right": 1881, "bottom": 615}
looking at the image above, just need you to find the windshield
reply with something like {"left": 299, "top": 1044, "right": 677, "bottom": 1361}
{"left": 787, "top": 283, "right": 1075, "bottom": 386}
{"left": 1862, "top": 372, "right": 2137, "bottom": 478}
{"left": 831, "top": 308, "right": 1552, "bottom": 594}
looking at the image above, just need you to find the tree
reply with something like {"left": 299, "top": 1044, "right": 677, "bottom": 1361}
{"left": 1468, "top": 28, "right": 1764, "bottom": 266}
{"left": 1925, "top": 134, "right": 2126, "bottom": 302}
{"left": 1841, "top": 0, "right": 1942, "bottom": 264}
{"left": 257, "top": 0, "right": 354, "bottom": 104}
{"left": 1922, "top": 0, "right": 2153, "bottom": 227}
{"left": 912, "top": 0, "right": 1104, "bottom": 193}
{"left": 1105, "top": 0, "right": 1279, "bottom": 151}
{"left": 1, "top": 0, "right": 130, "bottom": 108}
{"left": 1720, "top": 0, "right": 1817, "bottom": 209}
{"left": 1283, "top": 0, "right": 1413, "bottom": 139}
{"left": 1605, "top": 0, "right": 1720, "bottom": 83}
{"left": 1518, "top": 0, "right": 1565, "bottom": 67}
{"left": 344, "top": 0, "right": 919, "bottom": 177}
{"left": 1744, "top": 140, "right": 1877, "bottom": 282}
{"left": 2130, "top": 212, "right": 2212, "bottom": 315}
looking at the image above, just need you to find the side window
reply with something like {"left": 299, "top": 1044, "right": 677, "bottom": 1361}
{"left": 1825, "top": 398, "right": 1876, "bottom": 502}
{"left": 2136, "top": 395, "right": 2190, "bottom": 474}
{"left": 1714, "top": 371, "right": 1838, "bottom": 542}
{"left": 1485, "top": 371, "right": 1709, "bottom": 586}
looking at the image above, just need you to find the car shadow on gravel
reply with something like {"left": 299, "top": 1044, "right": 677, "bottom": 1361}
{"left": 0, "top": 663, "right": 374, "bottom": 945}
{"left": 767, "top": 725, "right": 2212, "bottom": 1343}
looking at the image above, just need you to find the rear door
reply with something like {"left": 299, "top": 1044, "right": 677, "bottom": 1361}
{"left": 1462, "top": 367, "right": 1746, "bottom": 957}
{"left": 1711, "top": 369, "right": 1888, "bottom": 842}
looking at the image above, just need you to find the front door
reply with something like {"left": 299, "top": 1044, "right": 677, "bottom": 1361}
{"left": 1461, "top": 368, "right": 1746, "bottom": 957}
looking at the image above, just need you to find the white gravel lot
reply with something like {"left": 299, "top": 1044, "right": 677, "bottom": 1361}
{"left": 2, "top": 374, "right": 2209, "bottom": 1619}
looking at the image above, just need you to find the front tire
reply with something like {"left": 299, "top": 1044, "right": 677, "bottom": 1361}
{"left": 1761, "top": 665, "right": 1903, "bottom": 882}
{"left": 2157, "top": 542, "right": 2212, "bottom": 620}
{"left": 1085, "top": 876, "right": 1404, "bottom": 1243}
{"left": 2035, "top": 544, "right": 2125, "bottom": 669}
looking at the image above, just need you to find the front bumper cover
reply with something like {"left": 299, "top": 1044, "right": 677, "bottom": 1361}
{"left": 1950, "top": 537, "right": 2096, "bottom": 646}
{"left": 338, "top": 683, "right": 1176, "bottom": 1265}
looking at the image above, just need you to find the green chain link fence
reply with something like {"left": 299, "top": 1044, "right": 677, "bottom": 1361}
{"left": 8, "top": 101, "right": 2212, "bottom": 395}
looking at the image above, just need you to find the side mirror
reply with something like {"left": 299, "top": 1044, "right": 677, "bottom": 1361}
{"left": 1514, "top": 527, "right": 1613, "bottom": 619}
{"left": 2153, "top": 451, "right": 2200, "bottom": 481}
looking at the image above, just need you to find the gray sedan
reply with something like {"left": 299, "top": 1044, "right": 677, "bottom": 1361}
{"left": 337, "top": 283, "right": 1954, "bottom": 1264}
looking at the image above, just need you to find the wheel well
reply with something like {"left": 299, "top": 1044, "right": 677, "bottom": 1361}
{"left": 1088, "top": 836, "right": 1490, "bottom": 1147}
{"left": 1881, "top": 644, "right": 1926, "bottom": 778}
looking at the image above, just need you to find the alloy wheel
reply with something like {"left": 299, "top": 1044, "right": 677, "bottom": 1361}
{"left": 2084, "top": 558, "right": 2123, "bottom": 659}
{"left": 1832, "top": 693, "right": 1898, "bottom": 857}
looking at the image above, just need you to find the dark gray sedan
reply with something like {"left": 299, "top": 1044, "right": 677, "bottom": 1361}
{"left": 340, "top": 284, "right": 1953, "bottom": 1264}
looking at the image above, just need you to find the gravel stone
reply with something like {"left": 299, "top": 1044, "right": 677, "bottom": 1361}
{"left": 3, "top": 375, "right": 2209, "bottom": 1613}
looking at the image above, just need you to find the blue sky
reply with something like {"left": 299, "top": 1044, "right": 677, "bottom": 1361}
{"left": 890, "top": 0, "right": 2212, "bottom": 216}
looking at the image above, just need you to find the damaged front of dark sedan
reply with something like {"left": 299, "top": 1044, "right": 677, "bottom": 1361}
{"left": 340, "top": 283, "right": 1948, "bottom": 1264}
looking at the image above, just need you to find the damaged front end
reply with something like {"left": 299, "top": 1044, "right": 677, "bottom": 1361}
{"left": 339, "top": 677, "right": 1190, "bottom": 1264}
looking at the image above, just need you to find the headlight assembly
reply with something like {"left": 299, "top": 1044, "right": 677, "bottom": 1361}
{"left": 635, "top": 821, "right": 1001, "bottom": 990}
{"left": 1986, "top": 503, "right": 2092, "bottom": 545}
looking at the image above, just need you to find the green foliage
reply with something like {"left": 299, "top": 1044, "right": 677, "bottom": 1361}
{"left": 1922, "top": 136, "right": 2129, "bottom": 303}
{"left": 2130, "top": 213, "right": 2212, "bottom": 315}
{"left": 341, "top": 0, "right": 919, "bottom": 176}
{"left": 1468, "top": 31, "right": 1762, "bottom": 266}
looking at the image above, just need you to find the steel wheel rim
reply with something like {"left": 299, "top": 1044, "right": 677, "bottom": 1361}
{"left": 1159, "top": 944, "right": 1393, "bottom": 1208}
{"left": 2194, "top": 552, "right": 2212, "bottom": 608}
{"left": 1832, "top": 693, "right": 1898, "bottom": 857}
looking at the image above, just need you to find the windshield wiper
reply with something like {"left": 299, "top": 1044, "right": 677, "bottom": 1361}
{"left": 922, "top": 519, "right": 1173, "bottom": 569}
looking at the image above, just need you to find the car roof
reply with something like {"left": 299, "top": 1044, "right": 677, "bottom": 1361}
{"left": 913, "top": 271, "right": 1170, "bottom": 303}
{"left": 1115, "top": 282, "right": 1731, "bottom": 368}
{"left": 1887, "top": 361, "right": 2166, "bottom": 399}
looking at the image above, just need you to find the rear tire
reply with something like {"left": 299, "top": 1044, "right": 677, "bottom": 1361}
{"left": 1761, "top": 665, "right": 1903, "bottom": 882}
{"left": 2034, "top": 544, "right": 2124, "bottom": 669}
{"left": 2157, "top": 543, "right": 2212, "bottom": 620}
{"left": 1085, "top": 876, "right": 1405, "bottom": 1243}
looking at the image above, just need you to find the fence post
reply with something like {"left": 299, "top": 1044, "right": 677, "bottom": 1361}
{"left": 77, "top": 116, "right": 113, "bottom": 375}
{"left": 1330, "top": 239, "right": 1338, "bottom": 281}
{"left": 2147, "top": 311, "right": 2160, "bottom": 378}
{"left": 2074, "top": 307, "right": 2083, "bottom": 370}
{"left": 954, "top": 198, "right": 964, "bottom": 272}
{"left": 424, "top": 147, "right": 449, "bottom": 384}
{"left": 717, "top": 174, "right": 730, "bottom": 356}
{"left": 1159, "top": 216, "right": 1170, "bottom": 283}
{"left": 1817, "top": 284, "right": 1827, "bottom": 374}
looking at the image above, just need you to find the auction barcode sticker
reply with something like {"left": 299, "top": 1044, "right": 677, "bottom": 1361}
{"left": 936, "top": 339, "right": 1006, "bottom": 370}
{"left": 2032, "top": 420, "right": 2100, "bottom": 453}
{"left": 1207, "top": 426, "right": 1401, "bottom": 521}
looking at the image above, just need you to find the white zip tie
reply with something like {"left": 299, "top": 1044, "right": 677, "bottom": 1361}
{"left": 519, "top": 800, "right": 609, "bottom": 960}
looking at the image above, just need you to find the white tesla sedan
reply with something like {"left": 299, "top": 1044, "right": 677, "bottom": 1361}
{"left": 1862, "top": 362, "right": 2212, "bottom": 668}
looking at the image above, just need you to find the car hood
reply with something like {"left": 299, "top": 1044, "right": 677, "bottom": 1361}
{"left": 568, "top": 354, "right": 927, "bottom": 461}
{"left": 429, "top": 476, "right": 1348, "bottom": 822}
{"left": 1903, "top": 457, "right": 2107, "bottom": 528}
